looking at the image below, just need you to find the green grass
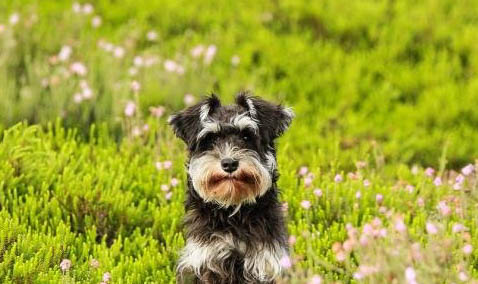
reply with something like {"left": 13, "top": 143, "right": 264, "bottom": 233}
{"left": 0, "top": 0, "right": 478, "bottom": 283}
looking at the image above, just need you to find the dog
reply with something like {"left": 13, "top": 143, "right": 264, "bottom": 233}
{"left": 169, "top": 93, "right": 294, "bottom": 283}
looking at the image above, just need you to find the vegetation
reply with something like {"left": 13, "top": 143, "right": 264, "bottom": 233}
{"left": 0, "top": 1, "right": 477, "bottom": 283}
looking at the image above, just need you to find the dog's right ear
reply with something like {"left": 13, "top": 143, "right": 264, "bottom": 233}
{"left": 168, "top": 95, "right": 221, "bottom": 146}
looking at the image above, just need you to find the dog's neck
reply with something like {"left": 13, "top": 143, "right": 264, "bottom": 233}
{"left": 183, "top": 178, "right": 287, "bottom": 247}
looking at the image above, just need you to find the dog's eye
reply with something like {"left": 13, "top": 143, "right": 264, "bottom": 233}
{"left": 241, "top": 130, "right": 254, "bottom": 142}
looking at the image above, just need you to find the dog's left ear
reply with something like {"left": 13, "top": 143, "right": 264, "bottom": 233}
{"left": 236, "top": 93, "right": 294, "bottom": 141}
{"left": 168, "top": 95, "right": 221, "bottom": 146}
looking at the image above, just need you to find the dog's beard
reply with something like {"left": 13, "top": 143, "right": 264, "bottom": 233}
{"left": 188, "top": 145, "right": 272, "bottom": 208}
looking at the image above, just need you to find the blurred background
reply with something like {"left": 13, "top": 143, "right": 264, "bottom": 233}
{"left": 1, "top": 0, "right": 478, "bottom": 168}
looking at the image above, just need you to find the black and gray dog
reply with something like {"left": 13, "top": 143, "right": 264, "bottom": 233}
{"left": 169, "top": 93, "right": 294, "bottom": 284}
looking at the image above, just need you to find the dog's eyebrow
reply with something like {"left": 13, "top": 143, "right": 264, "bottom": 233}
{"left": 230, "top": 113, "right": 258, "bottom": 133}
{"left": 197, "top": 121, "right": 221, "bottom": 141}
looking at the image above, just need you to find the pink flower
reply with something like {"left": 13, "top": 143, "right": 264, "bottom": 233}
{"left": 452, "top": 223, "right": 466, "bottom": 233}
{"left": 9, "top": 13, "right": 20, "bottom": 26}
{"left": 171, "top": 178, "right": 179, "bottom": 187}
{"left": 304, "top": 176, "right": 313, "bottom": 187}
{"left": 165, "top": 192, "right": 173, "bottom": 200}
{"left": 425, "top": 167, "right": 435, "bottom": 177}
{"left": 458, "top": 272, "right": 469, "bottom": 282}
{"left": 363, "top": 179, "right": 371, "bottom": 187}
{"left": 131, "top": 80, "right": 141, "bottom": 92}
{"left": 102, "top": 272, "right": 111, "bottom": 282}
{"left": 204, "top": 45, "right": 217, "bottom": 65}
{"left": 298, "top": 166, "right": 309, "bottom": 176}
{"left": 60, "top": 259, "right": 72, "bottom": 272}
{"left": 231, "top": 55, "right": 240, "bottom": 66}
{"left": 164, "top": 59, "right": 178, "bottom": 72}
{"left": 163, "top": 160, "right": 173, "bottom": 169}
{"left": 288, "top": 235, "right": 296, "bottom": 246}
{"left": 437, "top": 201, "right": 451, "bottom": 217}
{"left": 406, "top": 185, "right": 415, "bottom": 193}
{"left": 453, "top": 183, "right": 462, "bottom": 190}
{"left": 155, "top": 161, "right": 163, "bottom": 170}
{"left": 300, "top": 200, "right": 311, "bottom": 209}
{"left": 58, "top": 45, "right": 72, "bottom": 62}
{"left": 124, "top": 101, "right": 136, "bottom": 117}
{"left": 335, "top": 250, "right": 346, "bottom": 262}
{"left": 184, "top": 94, "right": 196, "bottom": 106}
{"left": 113, "top": 46, "right": 125, "bottom": 58}
{"left": 433, "top": 177, "right": 442, "bottom": 186}
{"left": 426, "top": 222, "right": 438, "bottom": 235}
{"left": 82, "top": 3, "right": 94, "bottom": 15}
{"left": 313, "top": 189, "right": 323, "bottom": 197}
{"left": 191, "top": 45, "right": 205, "bottom": 58}
{"left": 92, "top": 16, "right": 102, "bottom": 28}
{"left": 161, "top": 184, "right": 170, "bottom": 192}
{"left": 70, "top": 62, "right": 87, "bottom": 76}
{"left": 133, "top": 56, "right": 144, "bottom": 67}
{"left": 463, "top": 244, "right": 473, "bottom": 255}
{"left": 462, "top": 164, "right": 474, "bottom": 176}
{"left": 89, "top": 259, "right": 100, "bottom": 269}
{"left": 417, "top": 197, "right": 425, "bottom": 207}
{"left": 456, "top": 174, "right": 465, "bottom": 184}
{"left": 308, "top": 275, "right": 322, "bottom": 284}
{"left": 146, "top": 31, "right": 158, "bottom": 41}
{"left": 405, "top": 267, "right": 416, "bottom": 284}
{"left": 279, "top": 256, "right": 292, "bottom": 269}
{"left": 131, "top": 127, "right": 142, "bottom": 137}
{"left": 0, "top": 24, "right": 5, "bottom": 34}
{"left": 73, "top": 93, "right": 83, "bottom": 104}
{"left": 375, "top": 194, "right": 383, "bottom": 204}
{"left": 355, "top": 191, "right": 361, "bottom": 199}
{"left": 334, "top": 174, "right": 343, "bottom": 183}
{"left": 149, "top": 106, "right": 165, "bottom": 118}
{"left": 394, "top": 219, "right": 407, "bottom": 233}
{"left": 72, "top": 2, "right": 81, "bottom": 13}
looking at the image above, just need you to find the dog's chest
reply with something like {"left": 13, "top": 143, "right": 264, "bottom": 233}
{"left": 178, "top": 233, "right": 286, "bottom": 282}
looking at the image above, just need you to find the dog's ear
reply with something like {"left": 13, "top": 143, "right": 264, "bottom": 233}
{"left": 168, "top": 95, "right": 221, "bottom": 146}
{"left": 236, "top": 92, "right": 294, "bottom": 141}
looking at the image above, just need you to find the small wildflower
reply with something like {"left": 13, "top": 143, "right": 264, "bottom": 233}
{"left": 171, "top": 178, "right": 179, "bottom": 187}
{"left": 426, "top": 222, "right": 438, "bottom": 235}
{"left": 82, "top": 3, "right": 94, "bottom": 15}
{"left": 335, "top": 250, "right": 347, "bottom": 262}
{"left": 279, "top": 256, "right": 292, "bottom": 269}
{"left": 313, "top": 188, "right": 323, "bottom": 197}
{"left": 417, "top": 197, "right": 425, "bottom": 207}
{"left": 456, "top": 174, "right": 465, "bottom": 184}
{"left": 82, "top": 87, "right": 93, "bottom": 99}
{"left": 72, "top": 2, "right": 82, "bottom": 13}
{"left": 437, "top": 201, "right": 451, "bottom": 217}
{"left": 131, "top": 80, "right": 141, "bottom": 92}
{"left": 133, "top": 56, "right": 144, "bottom": 67}
{"left": 308, "top": 275, "right": 322, "bottom": 284}
{"left": 164, "top": 59, "right": 178, "bottom": 72}
{"left": 231, "top": 55, "right": 240, "bottom": 66}
{"left": 394, "top": 219, "right": 407, "bottom": 233}
{"left": 191, "top": 45, "right": 205, "bottom": 58}
{"left": 131, "top": 126, "right": 142, "bottom": 137}
{"left": 453, "top": 183, "right": 462, "bottom": 190}
{"left": 376, "top": 194, "right": 383, "bottom": 204}
{"left": 204, "top": 45, "right": 217, "bottom": 65}
{"left": 9, "top": 13, "right": 20, "bottom": 26}
{"left": 146, "top": 30, "right": 158, "bottom": 41}
{"left": 163, "top": 160, "right": 173, "bottom": 169}
{"left": 58, "top": 45, "right": 72, "bottom": 62}
{"left": 59, "top": 259, "right": 72, "bottom": 272}
{"left": 405, "top": 267, "right": 416, "bottom": 284}
{"left": 89, "top": 259, "right": 100, "bottom": 269}
{"left": 363, "top": 179, "right": 371, "bottom": 187}
{"left": 288, "top": 235, "right": 296, "bottom": 246}
{"left": 70, "top": 62, "right": 88, "bottom": 76}
{"left": 92, "top": 16, "right": 102, "bottom": 28}
{"left": 161, "top": 184, "right": 170, "bottom": 192}
{"left": 463, "top": 244, "right": 473, "bottom": 255}
{"left": 433, "top": 177, "right": 442, "bottom": 186}
{"left": 155, "top": 162, "right": 163, "bottom": 170}
{"left": 113, "top": 46, "right": 125, "bottom": 58}
{"left": 124, "top": 101, "right": 136, "bottom": 117}
{"left": 165, "top": 192, "right": 173, "bottom": 200}
{"left": 102, "top": 272, "right": 111, "bottom": 282}
{"left": 334, "top": 174, "right": 343, "bottom": 183}
{"left": 304, "top": 176, "right": 313, "bottom": 187}
{"left": 425, "top": 167, "right": 435, "bottom": 177}
{"left": 355, "top": 191, "right": 361, "bottom": 199}
{"left": 298, "top": 166, "right": 309, "bottom": 176}
{"left": 73, "top": 93, "right": 83, "bottom": 104}
{"left": 462, "top": 164, "right": 474, "bottom": 176}
{"left": 411, "top": 165, "right": 419, "bottom": 175}
{"left": 406, "top": 185, "right": 415, "bottom": 193}
{"left": 452, "top": 223, "right": 466, "bottom": 233}
{"left": 149, "top": 106, "right": 165, "bottom": 118}
{"left": 184, "top": 94, "right": 195, "bottom": 106}
{"left": 300, "top": 200, "right": 311, "bottom": 209}
{"left": 458, "top": 272, "right": 469, "bottom": 282}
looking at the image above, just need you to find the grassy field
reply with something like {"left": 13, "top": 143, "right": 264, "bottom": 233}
{"left": 0, "top": 0, "right": 477, "bottom": 283}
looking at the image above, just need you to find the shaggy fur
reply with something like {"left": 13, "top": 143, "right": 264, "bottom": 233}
{"left": 169, "top": 93, "right": 294, "bottom": 284}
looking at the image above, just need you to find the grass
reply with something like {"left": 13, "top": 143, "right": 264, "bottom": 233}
{"left": 0, "top": 0, "right": 478, "bottom": 283}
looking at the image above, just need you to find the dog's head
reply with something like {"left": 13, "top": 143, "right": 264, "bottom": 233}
{"left": 169, "top": 93, "right": 294, "bottom": 207}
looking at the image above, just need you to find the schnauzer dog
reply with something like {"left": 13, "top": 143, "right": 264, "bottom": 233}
{"left": 169, "top": 93, "right": 294, "bottom": 284}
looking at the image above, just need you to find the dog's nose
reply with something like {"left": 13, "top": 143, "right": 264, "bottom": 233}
{"left": 221, "top": 158, "right": 239, "bottom": 173}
